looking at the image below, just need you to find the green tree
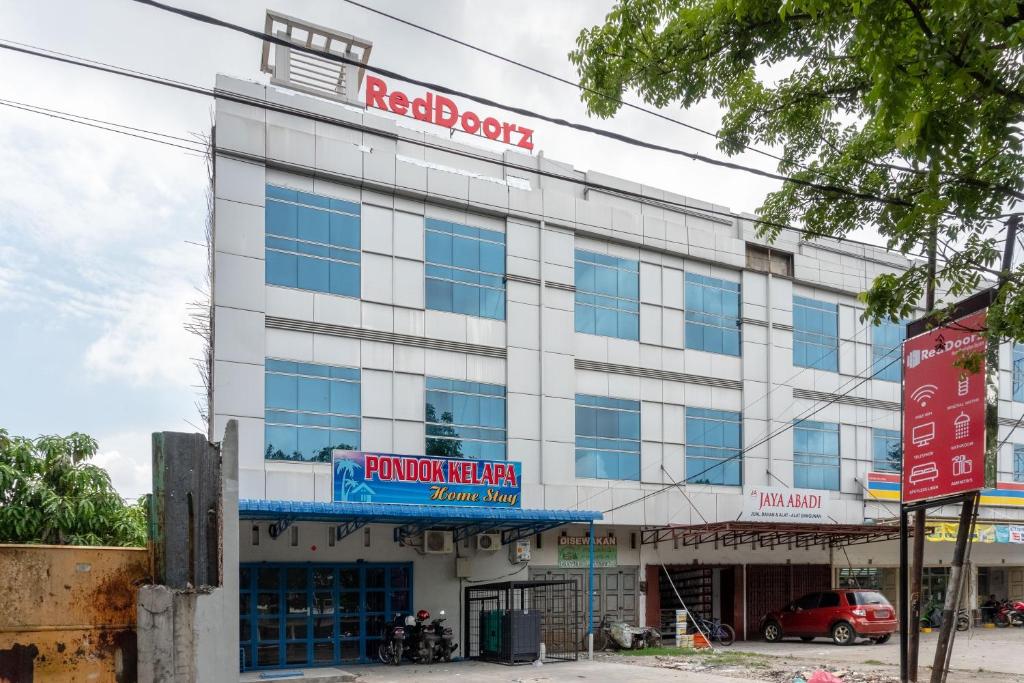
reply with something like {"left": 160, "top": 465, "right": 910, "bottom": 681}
{"left": 0, "top": 428, "right": 147, "bottom": 546}
{"left": 571, "top": 1, "right": 1024, "bottom": 336}
{"left": 425, "top": 403, "right": 464, "bottom": 458}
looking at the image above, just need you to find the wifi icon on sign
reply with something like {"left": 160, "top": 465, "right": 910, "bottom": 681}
{"left": 911, "top": 384, "right": 938, "bottom": 407}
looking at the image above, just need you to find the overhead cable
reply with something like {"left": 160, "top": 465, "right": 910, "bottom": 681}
{"left": 128, "top": 0, "right": 916, "bottom": 210}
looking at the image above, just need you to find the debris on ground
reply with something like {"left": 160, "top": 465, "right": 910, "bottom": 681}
{"left": 601, "top": 650, "right": 901, "bottom": 683}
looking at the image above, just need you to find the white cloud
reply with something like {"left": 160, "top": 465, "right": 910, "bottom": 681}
{"left": 84, "top": 274, "right": 203, "bottom": 386}
{"left": 93, "top": 430, "right": 154, "bottom": 500}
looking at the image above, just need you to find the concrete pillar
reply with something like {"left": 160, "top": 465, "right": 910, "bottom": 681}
{"left": 137, "top": 421, "right": 240, "bottom": 683}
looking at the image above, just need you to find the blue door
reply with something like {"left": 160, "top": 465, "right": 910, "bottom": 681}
{"left": 240, "top": 562, "right": 413, "bottom": 670}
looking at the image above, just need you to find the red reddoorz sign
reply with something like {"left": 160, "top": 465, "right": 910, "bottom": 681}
{"left": 365, "top": 76, "right": 535, "bottom": 151}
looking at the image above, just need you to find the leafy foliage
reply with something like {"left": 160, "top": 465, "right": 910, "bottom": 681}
{"left": 571, "top": 0, "right": 1024, "bottom": 336}
{"left": 0, "top": 428, "right": 147, "bottom": 546}
{"left": 425, "top": 403, "right": 464, "bottom": 458}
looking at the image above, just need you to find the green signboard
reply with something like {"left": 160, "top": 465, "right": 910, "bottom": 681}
{"left": 557, "top": 536, "right": 617, "bottom": 568}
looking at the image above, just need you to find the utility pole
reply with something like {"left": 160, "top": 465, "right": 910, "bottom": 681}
{"left": 928, "top": 213, "right": 1019, "bottom": 683}
{"left": 907, "top": 223, "right": 939, "bottom": 682}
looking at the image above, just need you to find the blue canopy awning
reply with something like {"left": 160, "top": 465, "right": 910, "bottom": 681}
{"left": 239, "top": 499, "right": 602, "bottom": 544}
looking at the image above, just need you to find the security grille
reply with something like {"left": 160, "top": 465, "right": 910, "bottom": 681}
{"left": 464, "top": 580, "right": 579, "bottom": 665}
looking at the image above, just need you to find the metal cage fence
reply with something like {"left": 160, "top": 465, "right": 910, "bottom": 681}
{"left": 464, "top": 579, "right": 580, "bottom": 665}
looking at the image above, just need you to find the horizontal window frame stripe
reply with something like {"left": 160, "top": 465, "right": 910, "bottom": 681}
{"left": 574, "top": 359, "right": 744, "bottom": 390}
{"left": 265, "top": 316, "right": 507, "bottom": 358}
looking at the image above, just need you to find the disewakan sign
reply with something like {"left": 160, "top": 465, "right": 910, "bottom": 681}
{"left": 332, "top": 450, "right": 521, "bottom": 507}
{"left": 741, "top": 486, "right": 830, "bottom": 523}
{"left": 364, "top": 76, "right": 535, "bottom": 151}
{"left": 556, "top": 535, "right": 617, "bottom": 568}
{"left": 901, "top": 310, "right": 988, "bottom": 504}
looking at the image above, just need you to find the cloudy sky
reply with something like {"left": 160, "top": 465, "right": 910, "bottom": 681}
{"left": 0, "top": 0, "right": 791, "bottom": 499}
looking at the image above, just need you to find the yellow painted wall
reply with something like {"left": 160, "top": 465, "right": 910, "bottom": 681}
{"left": 0, "top": 544, "right": 149, "bottom": 683}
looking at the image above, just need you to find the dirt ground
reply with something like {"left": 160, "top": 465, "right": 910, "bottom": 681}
{"left": 602, "top": 628, "right": 1024, "bottom": 683}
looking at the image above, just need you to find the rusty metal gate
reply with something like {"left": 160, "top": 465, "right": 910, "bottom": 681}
{"left": 743, "top": 564, "right": 831, "bottom": 640}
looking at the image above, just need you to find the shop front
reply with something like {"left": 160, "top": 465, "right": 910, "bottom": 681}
{"left": 638, "top": 521, "right": 912, "bottom": 640}
{"left": 237, "top": 450, "right": 603, "bottom": 672}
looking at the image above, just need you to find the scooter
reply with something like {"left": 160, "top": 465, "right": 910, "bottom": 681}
{"left": 377, "top": 613, "right": 407, "bottom": 665}
{"left": 429, "top": 610, "right": 459, "bottom": 662}
{"left": 406, "top": 609, "right": 439, "bottom": 664}
{"left": 920, "top": 596, "right": 969, "bottom": 631}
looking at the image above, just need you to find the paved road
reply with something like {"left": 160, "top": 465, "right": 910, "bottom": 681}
{"left": 731, "top": 628, "right": 1022, "bottom": 678}
{"left": 351, "top": 659, "right": 749, "bottom": 683}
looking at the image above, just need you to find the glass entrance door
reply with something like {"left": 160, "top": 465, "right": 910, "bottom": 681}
{"left": 240, "top": 562, "right": 413, "bottom": 671}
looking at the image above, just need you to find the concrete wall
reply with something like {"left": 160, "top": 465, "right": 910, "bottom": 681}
{"left": 0, "top": 544, "right": 148, "bottom": 683}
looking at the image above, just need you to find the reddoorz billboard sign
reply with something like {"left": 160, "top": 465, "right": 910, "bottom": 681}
{"left": 364, "top": 76, "right": 535, "bottom": 151}
{"left": 901, "top": 310, "right": 988, "bottom": 503}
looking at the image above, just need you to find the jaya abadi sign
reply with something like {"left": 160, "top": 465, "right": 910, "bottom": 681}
{"left": 741, "top": 486, "right": 829, "bottom": 523}
{"left": 901, "top": 310, "right": 987, "bottom": 504}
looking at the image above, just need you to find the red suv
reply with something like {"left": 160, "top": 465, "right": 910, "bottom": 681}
{"left": 761, "top": 589, "right": 897, "bottom": 645}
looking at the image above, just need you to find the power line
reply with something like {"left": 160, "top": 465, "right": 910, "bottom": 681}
{"left": 600, "top": 354, "right": 901, "bottom": 515}
{"left": 4, "top": 37, "right": 1004, "bottom": 274}
{"left": 0, "top": 97, "right": 206, "bottom": 152}
{"left": 573, "top": 319, "right": 886, "bottom": 512}
{"left": 0, "top": 88, "right": 913, "bottom": 517}
{"left": 0, "top": 40, "right": 896, "bottom": 255}
{"left": 128, "top": 0, "right": 917, "bottom": 211}
{"left": 337, "top": 0, "right": 779, "bottom": 162}
{"left": 335, "top": 0, "right": 1024, "bottom": 209}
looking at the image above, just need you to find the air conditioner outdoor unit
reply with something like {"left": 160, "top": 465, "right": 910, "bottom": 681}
{"left": 476, "top": 533, "right": 502, "bottom": 551}
{"left": 423, "top": 530, "right": 454, "bottom": 554}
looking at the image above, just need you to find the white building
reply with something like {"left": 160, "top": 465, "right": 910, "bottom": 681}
{"left": 209, "top": 16, "right": 1024, "bottom": 672}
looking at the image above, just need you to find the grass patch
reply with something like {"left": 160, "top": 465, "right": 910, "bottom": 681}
{"left": 864, "top": 660, "right": 885, "bottom": 665}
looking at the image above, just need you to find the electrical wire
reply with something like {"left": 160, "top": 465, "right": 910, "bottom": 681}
{"left": 336, "top": 0, "right": 1024, "bottom": 209}
{"left": 573, "top": 319, "right": 885, "bottom": 513}
{"left": 600, "top": 354, "right": 901, "bottom": 515}
{"left": 0, "top": 37, "right": 1004, "bottom": 267}
{"left": 128, "top": 0, "right": 918, "bottom": 210}
{"left": 337, "top": 0, "right": 774, "bottom": 160}
{"left": 0, "top": 97, "right": 206, "bottom": 153}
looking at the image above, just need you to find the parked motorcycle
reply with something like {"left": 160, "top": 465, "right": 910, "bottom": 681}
{"left": 993, "top": 600, "right": 1024, "bottom": 628}
{"left": 919, "top": 595, "right": 969, "bottom": 631}
{"left": 403, "top": 608, "right": 458, "bottom": 664}
{"left": 377, "top": 613, "right": 407, "bottom": 665}
{"left": 428, "top": 610, "right": 459, "bottom": 662}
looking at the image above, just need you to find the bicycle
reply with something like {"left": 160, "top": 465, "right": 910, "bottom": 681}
{"left": 693, "top": 615, "right": 735, "bottom": 646}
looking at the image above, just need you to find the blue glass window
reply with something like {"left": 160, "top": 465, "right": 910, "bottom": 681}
{"left": 793, "top": 296, "right": 839, "bottom": 371}
{"left": 685, "top": 273, "right": 741, "bottom": 355}
{"left": 574, "top": 250, "right": 640, "bottom": 341}
{"left": 425, "top": 218, "right": 505, "bottom": 320}
{"left": 872, "top": 320, "right": 905, "bottom": 382}
{"left": 265, "top": 185, "right": 361, "bottom": 297}
{"left": 264, "top": 359, "right": 360, "bottom": 462}
{"left": 575, "top": 394, "right": 641, "bottom": 480}
{"left": 1014, "top": 344, "right": 1024, "bottom": 402}
{"left": 425, "top": 378, "right": 506, "bottom": 460}
{"left": 873, "top": 428, "right": 901, "bottom": 473}
{"left": 793, "top": 420, "right": 840, "bottom": 490}
{"left": 1013, "top": 445, "right": 1024, "bottom": 483}
{"left": 685, "top": 408, "right": 742, "bottom": 485}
